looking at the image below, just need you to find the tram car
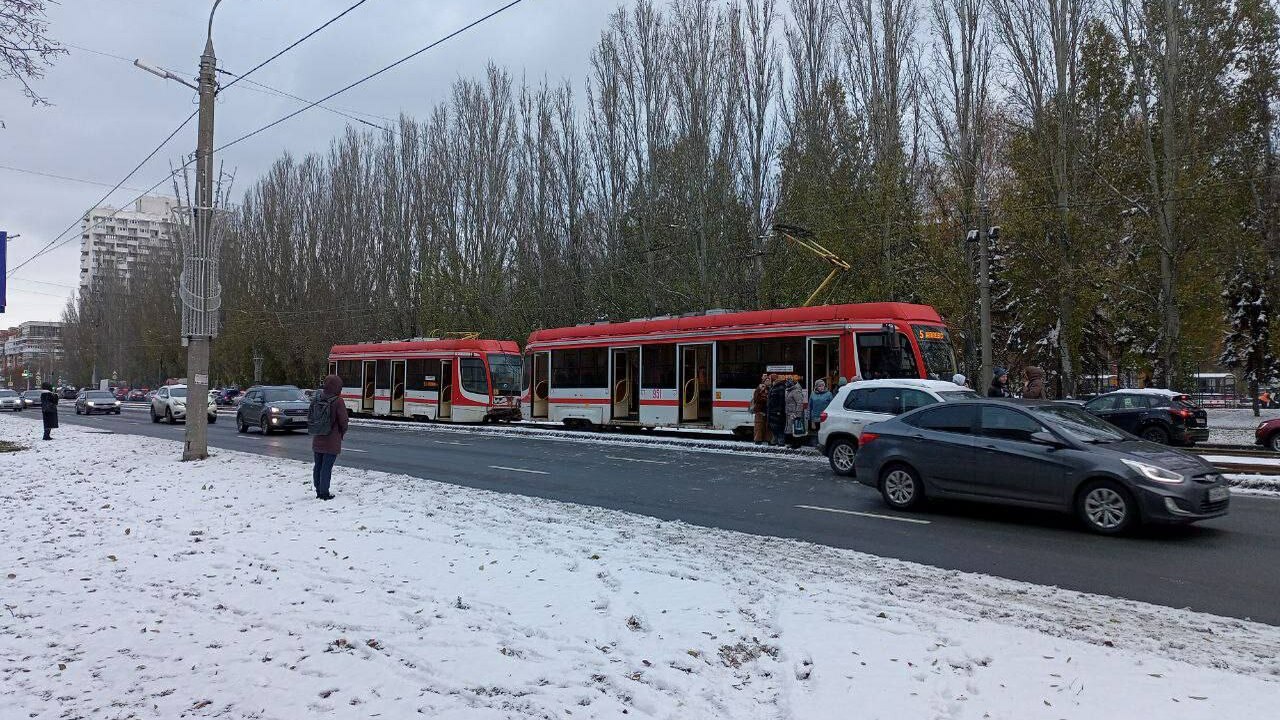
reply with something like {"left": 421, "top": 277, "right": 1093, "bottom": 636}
{"left": 328, "top": 338, "right": 523, "bottom": 423}
{"left": 520, "top": 302, "right": 958, "bottom": 435}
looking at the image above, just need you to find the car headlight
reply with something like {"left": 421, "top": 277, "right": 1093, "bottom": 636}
{"left": 270, "top": 407, "right": 283, "bottom": 415}
{"left": 114, "top": 401, "right": 121, "bottom": 406}
{"left": 1121, "top": 458, "right": 1184, "bottom": 484}
{"left": 1260, "top": 422, "right": 1269, "bottom": 430}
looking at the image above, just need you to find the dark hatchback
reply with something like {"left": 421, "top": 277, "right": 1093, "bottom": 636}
{"left": 853, "top": 400, "right": 1229, "bottom": 534}
{"left": 1081, "top": 390, "right": 1208, "bottom": 446}
{"left": 236, "top": 385, "right": 310, "bottom": 434}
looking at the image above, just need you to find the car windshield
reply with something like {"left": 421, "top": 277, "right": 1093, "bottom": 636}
{"left": 263, "top": 388, "right": 305, "bottom": 402}
{"left": 912, "top": 325, "right": 958, "bottom": 380}
{"left": 170, "top": 388, "right": 188, "bottom": 398}
{"left": 488, "top": 354, "right": 523, "bottom": 396}
{"left": 86, "top": 391, "right": 115, "bottom": 399}
{"left": 938, "top": 390, "right": 979, "bottom": 401}
{"left": 24, "top": 391, "right": 42, "bottom": 398}
{"left": 0, "top": 390, "right": 16, "bottom": 397}
{"left": 1031, "top": 404, "right": 1127, "bottom": 443}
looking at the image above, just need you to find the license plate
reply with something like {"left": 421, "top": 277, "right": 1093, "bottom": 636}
{"left": 1208, "top": 486, "right": 1229, "bottom": 503}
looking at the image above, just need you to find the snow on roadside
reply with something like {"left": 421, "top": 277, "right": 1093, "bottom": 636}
{"left": 1, "top": 415, "right": 1277, "bottom": 719}
{"left": 1225, "top": 474, "right": 1280, "bottom": 495}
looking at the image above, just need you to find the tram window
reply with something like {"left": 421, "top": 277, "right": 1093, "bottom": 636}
{"left": 461, "top": 358, "right": 489, "bottom": 394}
{"left": 406, "top": 359, "right": 429, "bottom": 391}
{"left": 335, "top": 360, "right": 360, "bottom": 385}
{"left": 642, "top": 344, "right": 676, "bottom": 389}
{"left": 856, "top": 332, "right": 919, "bottom": 379}
{"left": 522, "top": 355, "right": 532, "bottom": 393}
{"left": 716, "top": 338, "right": 805, "bottom": 389}
{"left": 551, "top": 348, "right": 608, "bottom": 388}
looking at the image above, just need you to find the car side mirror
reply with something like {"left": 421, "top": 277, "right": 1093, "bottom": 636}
{"left": 1030, "top": 431, "right": 1066, "bottom": 449}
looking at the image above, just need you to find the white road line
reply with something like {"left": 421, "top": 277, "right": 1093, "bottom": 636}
{"left": 605, "top": 455, "right": 669, "bottom": 465}
{"left": 794, "top": 504, "right": 931, "bottom": 525}
{"left": 345, "top": 448, "right": 369, "bottom": 453}
{"left": 489, "top": 465, "right": 548, "bottom": 475}
{"left": 434, "top": 440, "right": 469, "bottom": 446}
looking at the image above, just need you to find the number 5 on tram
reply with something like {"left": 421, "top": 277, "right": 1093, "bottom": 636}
{"left": 519, "top": 302, "right": 958, "bottom": 435}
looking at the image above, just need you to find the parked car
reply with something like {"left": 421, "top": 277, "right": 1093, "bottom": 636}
{"left": 818, "top": 379, "right": 978, "bottom": 476}
{"left": 1255, "top": 418, "right": 1280, "bottom": 452}
{"left": 1081, "top": 389, "right": 1208, "bottom": 446}
{"left": 0, "top": 389, "right": 23, "bottom": 412}
{"left": 59, "top": 385, "right": 78, "bottom": 400}
{"left": 236, "top": 385, "right": 310, "bottom": 434}
{"left": 150, "top": 384, "right": 218, "bottom": 424}
{"left": 853, "top": 399, "right": 1229, "bottom": 534}
{"left": 214, "top": 388, "right": 241, "bottom": 407}
{"left": 75, "top": 389, "right": 122, "bottom": 415}
{"left": 21, "top": 389, "right": 43, "bottom": 409}
{"left": 127, "top": 389, "right": 147, "bottom": 402}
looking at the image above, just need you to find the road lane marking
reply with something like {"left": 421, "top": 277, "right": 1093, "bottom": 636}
{"left": 489, "top": 465, "right": 548, "bottom": 475}
{"left": 434, "top": 440, "right": 469, "bottom": 446}
{"left": 345, "top": 448, "right": 368, "bottom": 453}
{"left": 605, "top": 455, "right": 669, "bottom": 464}
{"left": 794, "top": 504, "right": 931, "bottom": 525}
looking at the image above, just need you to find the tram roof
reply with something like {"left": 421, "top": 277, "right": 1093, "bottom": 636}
{"left": 527, "top": 302, "right": 945, "bottom": 345}
{"left": 330, "top": 338, "right": 519, "bottom": 358}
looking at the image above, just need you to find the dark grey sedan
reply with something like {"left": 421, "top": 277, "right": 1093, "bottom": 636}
{"left": 236, "top": 385, "right": 310, "bottom": 434}
{"left": 853, "top": 400, "right": 1230, "bottom": 534}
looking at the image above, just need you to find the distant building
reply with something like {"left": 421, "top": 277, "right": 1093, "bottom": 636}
{"left": 2, "top": 320, "right": 64, "bottom": 389}
{"left": 79, "top": 195, "right": 177, "bottom": 295}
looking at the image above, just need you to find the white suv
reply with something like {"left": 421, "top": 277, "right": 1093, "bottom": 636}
{"left": 818, "top": 379, "right": 977, "bottom": 476}
{"left": 150, "top": 384, "right": 218, "bottom": 425}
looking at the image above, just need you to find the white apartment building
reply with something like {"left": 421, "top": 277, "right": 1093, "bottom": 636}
{"left": 2, "top": 320, "right": 64, "bottom": 389}
{"left": 79, "top": 195, "right": 178, "bottom": 294}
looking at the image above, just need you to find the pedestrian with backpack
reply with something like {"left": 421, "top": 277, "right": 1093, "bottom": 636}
{"left": 308, "top": 374, "right": 349, "bottom": 500}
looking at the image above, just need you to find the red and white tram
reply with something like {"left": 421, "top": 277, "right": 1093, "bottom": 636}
{"left": 328, "top": 339, "right": 523, "bottom": 423}
{"left": 521, "top": 303, "right": 958, "bottom": 434}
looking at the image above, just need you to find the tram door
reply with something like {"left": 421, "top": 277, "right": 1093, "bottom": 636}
{"left": 679, "top": 344, "right": 713, "bottom": 423}
{"left": 808, "top": 337, "right": 841, "bottom": 393}
{"left": 360, "top": 361, "right": 376, "bottom": 413}
{"left": 390, "top": 361, "right": 406, "bottom": 415}
{"left": 438, "top": 359, "right": 454, "bottom": 419}
{"left": 532, "top": 352, "right": 550, "bottom": 419}
{"left": 611, "top": 347, "right": 640, "bottom": 421}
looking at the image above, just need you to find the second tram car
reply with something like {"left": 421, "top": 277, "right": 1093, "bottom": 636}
{"left": 521, "top": 302, "right": 957, "bottom": 434}
{"left": 328, "top": 338, "right": 523, "bottom": 422}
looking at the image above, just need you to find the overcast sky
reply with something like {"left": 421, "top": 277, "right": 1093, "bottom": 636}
{"left": 1, "top": 0, "right": 618, "bottom": 327}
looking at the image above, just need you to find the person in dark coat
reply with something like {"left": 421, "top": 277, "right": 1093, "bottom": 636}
{"left": 310, "top": 374, "right": 350, "bottom": 500}
{"left": 750, "top": 373, "right": 772, "bottom": 445}
{"left": 988, "top": 367, "right": 1010, "bottom": 398}
{"left": 39, "top": 382, "right": 58, "bottom": 440}
{"left": 1022, "top": 366, "right": 1049, "bottom": 399}
{"left": 765, "top": 375, "right": 787, "bottom": 446}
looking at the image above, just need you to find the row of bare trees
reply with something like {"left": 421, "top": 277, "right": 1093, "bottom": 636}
{"left": 62, "top": 0, "right": 1280, "bottom": 394}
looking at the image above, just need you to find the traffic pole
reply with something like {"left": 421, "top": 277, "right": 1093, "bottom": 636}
{"left": 978, "top": 202, "right": 992, "bottom": 397}
{"left": 183, "top": 32, "right": 217, "bottom": 462}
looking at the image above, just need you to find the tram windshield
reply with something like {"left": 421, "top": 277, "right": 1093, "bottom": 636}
{"left": 488, "top": 354, "right": 523, "bottom": 396}
{"left": 912, "top": 325, "right": 958, "bottom": 380}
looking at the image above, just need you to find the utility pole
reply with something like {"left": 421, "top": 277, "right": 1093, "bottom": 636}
{"left": 180, "top": 4, "right": 222, "bottom": 460}
{"left": 978, "top": 203, "right": 993, "bottom": 397}
{"left": 252, "top": 347, "right": 263, "bottom": 384}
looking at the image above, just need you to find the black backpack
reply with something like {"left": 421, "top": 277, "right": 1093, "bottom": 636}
{"left": 308, "top": 392, "right": 334, "bottom": 435}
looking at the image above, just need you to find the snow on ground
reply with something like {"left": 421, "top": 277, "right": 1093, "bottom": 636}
{"left": 1224, "top": 474, "right": 1280, "bottom": 495}
{"left": 1206, "top": 408, "right": 1280, "bottom": 446}
{"left": 2, "top": 415, "right": 1278, "bottom": 719}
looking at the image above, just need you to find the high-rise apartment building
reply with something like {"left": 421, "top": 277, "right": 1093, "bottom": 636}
{"left": 79, "top": 195, "right": 177, "bottom": 294}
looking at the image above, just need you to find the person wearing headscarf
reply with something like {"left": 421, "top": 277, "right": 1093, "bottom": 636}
{"left": 1022, "top": 366, "right": 1049, "bottom": 399}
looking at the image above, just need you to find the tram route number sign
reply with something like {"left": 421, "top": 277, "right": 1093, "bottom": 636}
{"left": 766, "top": 364, "right": 794, "bottom": 373}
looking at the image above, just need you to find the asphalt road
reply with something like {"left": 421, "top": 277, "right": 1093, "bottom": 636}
{"left": 43, "top": 405, "right": 1280, "bottom": 626}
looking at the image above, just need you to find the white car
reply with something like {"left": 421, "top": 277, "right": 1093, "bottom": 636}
{"left": 818, "top": 378, "right": 978, "bottom": 476}
{"left": 0, "top": 389, "right": 22, "bottom": 412}
{"left": 150, "top": 384, "right": 218, "bottom": 425}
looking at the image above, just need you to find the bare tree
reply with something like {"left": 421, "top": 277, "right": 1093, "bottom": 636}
{"left": 0, "top": 0, "right": 65, "bottom": 108}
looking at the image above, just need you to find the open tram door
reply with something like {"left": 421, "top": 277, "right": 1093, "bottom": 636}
{"left": 390, "top": 360, "right": 406, "bottom": 415}
{"left": 438, "top": 359, "right": 453, "bottom": 419}
{"left": 611, "top": 347, "right": 640, "bottom": 422}
{"left": 678, "top": 344, "right": 713, "bottom": 423}
{"left": 807, "top": 337, "right": 840, "bottom": 393}
{"left": 360, "top": 361, "right": 375, "bottom": 413}
{"left": 531, "top": 352, "right": 550, "bottom": 419}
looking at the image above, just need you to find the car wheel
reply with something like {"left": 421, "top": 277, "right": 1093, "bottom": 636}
{"left": 1139, "top": 425, "right": 1170, "bottom": 445}
{"left": 827, "top": 438, "right": 858, "bottom": 477}
{"left": 151, "top": 408, "right": 160, "bottom": 423}
{"left": 166, "top": 408, "right": 175, "bottom": 424}
{"left": 879, "top": 464, "right": 924, "bottom": 510}
{"left": 75, "top": 406, "right": 82, "bottom": 415}
{"left": 238, "top": 418, "right": 248, "bottom": 433}
{"left": 1269, "top": 432, "right": 1280, "bottom": 453}
{"left": 208, "top": 414, "right": 217, "bottom": 424}
{"left": 261, "top": 415, "right": 272, "bottom": 435}
{"left": 1077, "top": 480, "right": 1136, "bottom": 535}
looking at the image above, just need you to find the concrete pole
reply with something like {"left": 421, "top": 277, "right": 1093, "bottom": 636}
{"left": 183, "top": 32, "right": 217, "bottom": 462}
{"left": 978, "top": 202, "right": 993, "bottom": 397}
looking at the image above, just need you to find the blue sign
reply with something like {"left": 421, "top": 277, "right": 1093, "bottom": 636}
{"left": 0, "top": 230, "right": 7, "bottom": 313}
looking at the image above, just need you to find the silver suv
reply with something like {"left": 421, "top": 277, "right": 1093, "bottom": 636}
{"left": 150, "top": 384, "right": 218, "bottom": 425}
{"left": 818, "top": 379, "right": 977, "bottom": 476}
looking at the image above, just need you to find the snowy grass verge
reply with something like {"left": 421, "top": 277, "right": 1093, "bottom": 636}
{"left": 1, "top": 414, "right": 1277, "bottom": 719}
{"left": 1225, "top": 474, "right": 1280, "bottom": 495}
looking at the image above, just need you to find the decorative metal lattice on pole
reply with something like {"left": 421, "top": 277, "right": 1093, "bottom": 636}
{"left": 170, "top": 205, "right": 227, "bottom": 340}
